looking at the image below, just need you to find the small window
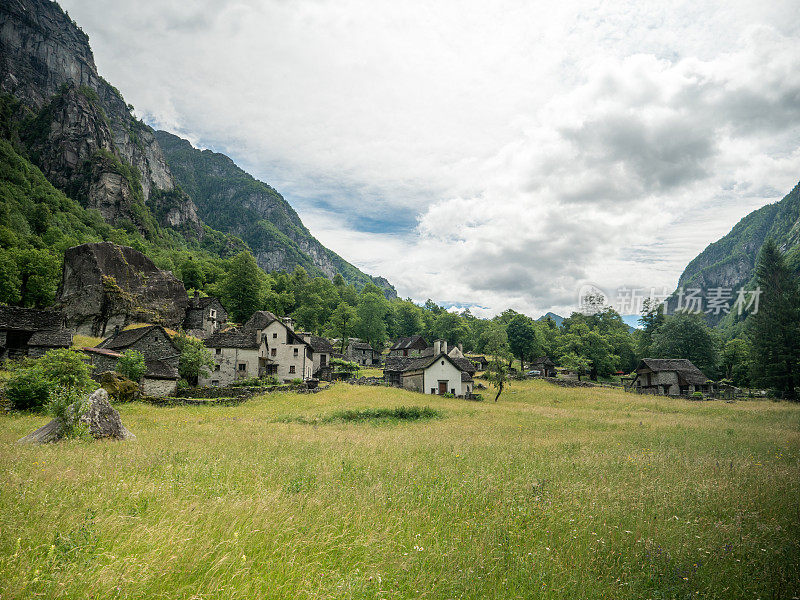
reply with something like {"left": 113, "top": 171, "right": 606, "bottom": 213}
{"left": 293, "top": 348, "right": 298, "bottom": 357}
{"left": 238, "top": 363, "right": 246, "bottom": 371}
{"left": 270, "top": 348, "right": 276, "bottom": 357}
{"left": 451, "top": 389, "right": 455, "bottom": 395}
{"left": 441, "top": 360, "right": 445, "bottom": 365}
{"left": 289, "top": 365, "right": 296, "bottom": 374}
{"left": 211, "top": 380, "right": 219, "bottom": 386}
{"left": 273, "top": 332, "right": 278, "bottom": 339}
{"left": 209, "top": 309, "right": 217, "bottom": 319}
{"left": 430, "top": 388, "right": 436, "bottom": 394}
{"left": 215, "top": 348, "right": 221, "bottom": 355}
{"left": 214, "top": 364, "right": 220, "bottom": 372}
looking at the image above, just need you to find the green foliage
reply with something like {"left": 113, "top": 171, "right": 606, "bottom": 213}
{"left": 354, "top": 287, "right": 389, "bottom": 350}
{"left": 217, "top": 251, "right": 264, "bottom": 323}
{"left": 5, "top": 367, "right": 50, "bottom": 411}
{"left": 749, "top": 239, "right": 800, "bottom": 400}
{"left": 180, "top": 257, "right": 205, "bottom": 290}
{"left": 115, "top": 349, "right": 146, "bottom": 382}
{"left": 650, "top": 312, "right": 720, "bottom": 377}
{"left": 46, "top": 386, "right": 90, "bottom": 438}
{"left": 6, "top": 349, "right": 94, "bottom": 411}
{"left": 327, "top": 302, "right": 357, "bottom": 352}
{"left": 721, "top": 338, "right": 752, "bottom": 388}
{"left": 506, "top": 314, "right": 541, "bottom": 367}
{"left": 173, "top": 333, "right": 214, "bottom": 385}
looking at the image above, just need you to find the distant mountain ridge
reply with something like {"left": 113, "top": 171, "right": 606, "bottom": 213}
{"left": 155, "top": 131, "right": 396, "bottom": 298}
{"left": 673, "top": 181, "right": 800, "bottom": 326}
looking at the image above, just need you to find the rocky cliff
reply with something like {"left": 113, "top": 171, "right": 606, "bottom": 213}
{"left": 56, "top": 242, "right": 188, "bottom": 336}
{"left": 672, "top": 181, "right": 800, "bottom": 325}
{"left": 155, "top": 130, "right": 397, "bottom": 297}
{"left": 0, "top": 0, "right": 200, "bottom": 233}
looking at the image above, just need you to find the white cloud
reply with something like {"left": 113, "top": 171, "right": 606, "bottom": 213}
{"left": 60, "top": 0, "right": 800, "bottom": 317}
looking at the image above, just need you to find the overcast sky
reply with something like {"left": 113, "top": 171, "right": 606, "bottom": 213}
{"left": 60, "top": 0, "right": 800, "bottom": 317}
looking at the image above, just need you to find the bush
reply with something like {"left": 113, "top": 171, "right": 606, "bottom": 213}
{"left": 116, "top": 349, "right": 146, "bottom": 382}
{"left": 6, "top": 368, "right": 50, "bottom": 411}
{"left": 691, "top": 391, "right": 704, "bottom": 400}
{"left": 6, "top": 349, "right": 94, "bottom": 411}
{"left": 47, "top": 386, "right": 89, "bottom": 438}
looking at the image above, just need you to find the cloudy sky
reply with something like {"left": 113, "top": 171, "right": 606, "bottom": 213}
{"left": 61, "top": 0, "right": 800, "bottom": 317}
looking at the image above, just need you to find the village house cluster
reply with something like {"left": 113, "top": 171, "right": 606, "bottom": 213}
{"left": 1, "top": 282, "right": 715, "bottom": 400}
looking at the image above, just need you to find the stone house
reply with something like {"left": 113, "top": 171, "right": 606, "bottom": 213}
{"left": 303, "top": 335, "right": 334, "bottom": 380}
{"left": 183, "top": 292, "right": 227, "bottom": 339}
{"left": 529, "top": 356, "right": 557, "bottom": 377}
{"left": 96, "top": 325, "right": 180, "bottom": 396}
{"left": 388, "top": 335, "right": 428, "bottom": 358}
{"left": 347, "top": 340, "right": 380, "bottom": 366}
{"left": 201, "top": 311, "right": 313, "bottom": 385}
{"left": 384, "top": 351, "right": 471, "bottom": 396}
{"left": 467, "top": 355, "right": 490, "bottom": 371}
{"left": 632, "top": 358, "right": 711, "bottom": 396}
{"left": 0, "top": 306, "right": 68, "bottom": 360}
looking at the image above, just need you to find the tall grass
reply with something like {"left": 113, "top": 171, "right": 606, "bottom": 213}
{"left": 0, "top": 380, "right": 798, "bottom": 599}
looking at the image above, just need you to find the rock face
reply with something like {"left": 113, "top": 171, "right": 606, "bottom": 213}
{"left": 56, "top": 242, "right": 188, "bottom": 336}
{"left": 671, "top": 181, "right": 800, "bottom": 326}
{"left": 17, "top": 388, "right": 135, "bottom": 444}
{"left": 0, "top": 0, "right": 201, "bottom": 233}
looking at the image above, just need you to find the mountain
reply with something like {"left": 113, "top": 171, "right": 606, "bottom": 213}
{"left": 154, "top": 131, "right": 396, "bottom": 297}
{"left": 673, "top": 181, "right": 800, "bottom": 326}
{"left": 537, "top": 312, "right": 564, "bottom": 326}
{"left": 0, "top": 0, "right": 395, "bottom": 298}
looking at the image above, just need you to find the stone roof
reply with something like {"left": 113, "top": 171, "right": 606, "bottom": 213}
{"left": 309, "top": 336, "right": 334, "bottom": 353}
{"left": 27, "top": 329, "right": 73, "bottom": 348}
{"left": 531, "top": 356, "right": 555, "bottom": 367}
{"left": 385, "top": 353, "right": 469, "bottom": 374}
{"left": 97, "top": 325, "right": 168, "bottom": 351}
{"left": 636, "top": 358, "right": 708, "bottom": 385}
{"left": 390, "top": 335, "right": 428, "bottom": 351}
{"left": 0, "top": 306, "right": 64, "bottom": 331}
{"left": 205, "top": 328, "right": 259, "bottom": 350}
{"left": 451, "top": 357, "right": 477, "bottom": 374}
{"left": 461, "top": 371, "right": 473, "bottom": 382}
{"left": 244, "top": 310, "right": 280, "bottom": 330}
{"left": 350, "top": 341, "right": 377, "bottom": 352}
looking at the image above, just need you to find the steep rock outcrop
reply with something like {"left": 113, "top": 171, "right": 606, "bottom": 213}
{"left": 0, "top": 0, "right": 201, "bottom": 232}
{"left": 56, "top": 242, "right": 188, "bottom": 336}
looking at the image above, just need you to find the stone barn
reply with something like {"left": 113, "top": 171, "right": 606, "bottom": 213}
{"left": 0, "top": 306, "right": 68, "bottom": 360}
{"left": 632, "top": 358, "right": 711, "bottom": 397}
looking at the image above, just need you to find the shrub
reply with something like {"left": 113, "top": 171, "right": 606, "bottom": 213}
{"left": 116, "top": 350, "right": 146, "bottom": 382}
{"left": 6, "top": 349, "right": 94, "bottom": 411}
{"left": 6, "top": 368, "right": 50, "bottom": 411}
{"left": 173, "top": 332, "right": 213, "bottom": 385}
{"left": 47, "top": 386, "right": 89, "bottom": 439}
{"left": 290, "top": 378, "right": 304, "bottom": 385}
{"left": 691, "top": 391, "right": 704, "bottom": 400}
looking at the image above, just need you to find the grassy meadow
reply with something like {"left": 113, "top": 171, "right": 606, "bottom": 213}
{"left": 0, "top": 380, "right": 798, "bottom": 599}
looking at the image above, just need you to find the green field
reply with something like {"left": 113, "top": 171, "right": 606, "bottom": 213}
{"left": 1, "top": 380, "right": 798, "bottom": 599}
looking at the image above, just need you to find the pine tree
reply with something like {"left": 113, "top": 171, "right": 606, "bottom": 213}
{"left": 749, "top": 239, "right": 800, "bottom": 400}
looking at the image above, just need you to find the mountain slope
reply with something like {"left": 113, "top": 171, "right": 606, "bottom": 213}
{"left": 155, "top": 130, "right": 396, "bottom": 297}
{"left": 673, "top": 180, "right": 800, "bottom": 326}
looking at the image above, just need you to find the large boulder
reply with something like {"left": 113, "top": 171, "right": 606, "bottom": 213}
{"left": 18, "top": 388, "right": 135, "bottom": 444}
{"left": 55, "top": 242, "right": 188, "bottom": 336}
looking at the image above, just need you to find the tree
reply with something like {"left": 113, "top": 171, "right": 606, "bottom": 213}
{"left": 482, "top": 322, "right": 510, "bottom": 401}
{"left": 721, "top": 338, "right": 752, "bottom": 388}
{"left": 650, "top": 312, "right": 720, "bottom": 377}
{"left": 218, "top": 251, "right": 263, "bottom": 323}
{"left": 432, "top": 311, "right": 470, "bottom": 348}
{"left": 328, "top": 302, "right": 357, "bottom": 353}
{"left": 0, "top": 248, "right": 21, "bottom": 304}
{"left": 355, "top": 289, "right": 389, "bottom": 350}
{"left": 637, "top": 298, "right": 666, "bottom": 357}
{"left": 116, "top": 349, "right": 146, "bottom": 382}
{"left": 394, "top": 300, "right": 424, "bottom": 338}
{"left": 506, "top": 314, "right": 541, "bottom": 369}
{"left": 174, "top": 334, "right": 214, "bottom": 386}
{"left": 560, "top": 351, "right": 591, "bottom": 381}
{"left": 7, "top": 349, "right": 95, "bottom": 411}
{"left": 180, "top": 257, "right": 205, "bottom": 290}
{"left": 557, "top": 321, "right": 617, "bottom": 380}
{"left": 15, "top": 248, "right": 60, "bottom": 307}
{"left": 749, "top": 239, "right": 800, "bottom": 400}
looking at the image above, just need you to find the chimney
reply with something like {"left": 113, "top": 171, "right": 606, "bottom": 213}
{"left": 113, "top": 325, "right": 120, "bottom": 337}
{"left": 193, "top": 290, "right": 200, "bottom": 308}
{"left": 458, "top": 343, "right": 463, "bottom": 353}
{"left": 433, "top": 340, "right": 441, "bottom": 355}
{"left": 441, "top": 340, "right": 448, "bottom": 354}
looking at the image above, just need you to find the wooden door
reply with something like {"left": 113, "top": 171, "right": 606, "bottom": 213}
{"left": 438, "top": 381, "right": 448, "bottom": 395}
